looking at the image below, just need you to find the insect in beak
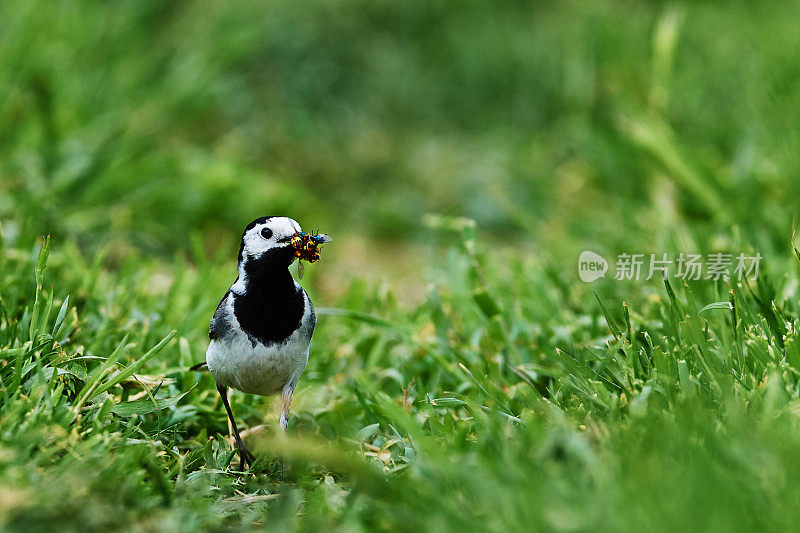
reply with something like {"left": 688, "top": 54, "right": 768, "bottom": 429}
{"left": 289, "top": 231, "right": 332, "bottom": 279}
{"left": 311, "top": 233, "right": 333, "bottom": 244}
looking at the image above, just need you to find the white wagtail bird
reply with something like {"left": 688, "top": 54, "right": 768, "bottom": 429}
{"left": 193, "top": 216, "right": 331, "bottom": 469}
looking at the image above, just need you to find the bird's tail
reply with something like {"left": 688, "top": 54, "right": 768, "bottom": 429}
{"left": 189, "top": 361, "right": 209, "bottom": 371}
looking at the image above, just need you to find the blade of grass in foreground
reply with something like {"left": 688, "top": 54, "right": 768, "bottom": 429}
{"left": 90, "top": 330, "right": 177, "bottom": 400}
{"left": 316, "top": 307, "right": 408, "bottom": 336}
{"left": 111, "top": 389, "right": 190, "bottom": 416}
{"left": 74, "top": 335, "right": 130, "bottom": 407}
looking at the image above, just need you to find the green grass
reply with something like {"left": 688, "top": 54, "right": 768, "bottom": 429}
{"left": 3, "top": 1, "right": 800, "bottom": 531}
{"left": 3, "top": 225, "right": 800, "bottom": 531}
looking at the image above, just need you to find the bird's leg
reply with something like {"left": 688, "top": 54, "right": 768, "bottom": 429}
{"left": 278, "top": 388, "right": 294, "bottom": 480}
{"left": 217, "top": 385, "right": 255, "bottom": 469}
{"left": 280, "top": 389, "right": 293, "bottom": 432}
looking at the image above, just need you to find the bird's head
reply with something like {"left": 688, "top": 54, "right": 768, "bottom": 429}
{"left": 237, "top": 216, "right": 332, "bottom": 271}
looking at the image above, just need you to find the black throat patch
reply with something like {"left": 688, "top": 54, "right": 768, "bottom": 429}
{"left": 232, "top": 246, "right": 305, "bottom": 347}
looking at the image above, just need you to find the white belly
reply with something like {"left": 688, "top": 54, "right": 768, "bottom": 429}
{"left": 206, "top": 333, "right": 308, "bottom": 396}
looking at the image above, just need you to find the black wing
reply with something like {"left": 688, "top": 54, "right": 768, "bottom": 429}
{"left": 306, "top": 297, "right": 316, "bottom": 340}
{"left": 209, "top": 291, "right": 231, "bottom": 340}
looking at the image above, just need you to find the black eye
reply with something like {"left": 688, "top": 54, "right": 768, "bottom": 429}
{"left": 260, "top": 227, "right": 273, "bottom": 239}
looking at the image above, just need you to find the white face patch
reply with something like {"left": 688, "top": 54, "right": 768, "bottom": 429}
{"left": 241, "top": 216, "right": 301, "bottom": 261}
{"left": 231, "top": 216, "right": 302, "bottom": 294}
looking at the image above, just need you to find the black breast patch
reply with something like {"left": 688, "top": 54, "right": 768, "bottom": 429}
{"left": 233, "top": 287, "right": 305, "bottom": 346}
{"left": 231, "top": 249, "right": 306, "bottom": 346}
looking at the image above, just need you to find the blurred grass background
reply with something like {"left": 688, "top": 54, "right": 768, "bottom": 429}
{"left": 4, "top": 1, "right": 800, "bottom": 258}
{"left": 2, "top": 1, "right": 800, "bottom": 531}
